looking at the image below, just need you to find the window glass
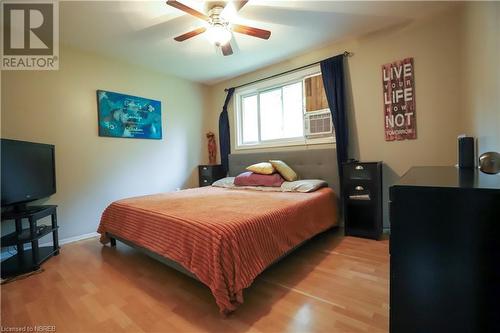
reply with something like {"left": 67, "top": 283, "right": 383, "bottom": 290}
{"left": 259, "top": 88, "right": 282, "bottom": 141}
{"left": 282, "top": 82, "right": 304, "bottom": 138}
{"left": 235, "top": 69, "right": 334, "bottom": 149}
{"left": 241, "top": 95, "right": 258, "bottom": 143}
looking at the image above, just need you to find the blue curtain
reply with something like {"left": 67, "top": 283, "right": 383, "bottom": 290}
{"left": 218, "top": 88, "right": 235, "bottom": 175}
{"left": 320, "top": 55, "right": 348, "bottom": 179}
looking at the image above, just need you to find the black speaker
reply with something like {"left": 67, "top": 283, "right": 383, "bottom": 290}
{"left": 458, "top": 136, "right": 475, "bottom": 168}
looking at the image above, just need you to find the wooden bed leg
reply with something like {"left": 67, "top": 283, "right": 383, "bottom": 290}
{"left": 110, "top": 237, "right": 116, "bottom": 247}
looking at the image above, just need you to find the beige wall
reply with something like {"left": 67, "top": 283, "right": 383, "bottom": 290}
{"left": 207, "top": 8, "right": 465, "bottom": 227}
{"left": 461, "top": 2, "right": 500, "bottom": 155}
{"left": 1, "top": 46, "right": 209, "bottom": 240}
{"left": 2, "top": 3, "right": 497, "bottom": 241}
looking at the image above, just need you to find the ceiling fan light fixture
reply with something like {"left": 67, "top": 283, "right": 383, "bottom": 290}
{"left": 167, "top": 1, "right": 270, "bottom": 56}
{"left": 205, "top": 24, "right": 232, "bottom": 46}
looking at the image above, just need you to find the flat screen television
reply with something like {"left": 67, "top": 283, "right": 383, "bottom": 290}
{"left": 1, "top": 139, "right": 56, "bottom": 208}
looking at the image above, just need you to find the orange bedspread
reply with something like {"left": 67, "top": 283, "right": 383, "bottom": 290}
{"left": 97, "top": 186, "right": 337, "bottom": 313}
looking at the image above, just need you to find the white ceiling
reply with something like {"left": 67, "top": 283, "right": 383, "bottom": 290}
{"left": 61, "top": 1, "right": 455, "bottom": 84}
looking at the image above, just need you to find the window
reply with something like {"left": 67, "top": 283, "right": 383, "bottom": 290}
{"left": 235, "top": 66, "right": 334, "bottom": 149}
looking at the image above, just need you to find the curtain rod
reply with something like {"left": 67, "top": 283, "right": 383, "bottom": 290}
{"left": 224, "top": 51, "right": 353, "bottom": 92}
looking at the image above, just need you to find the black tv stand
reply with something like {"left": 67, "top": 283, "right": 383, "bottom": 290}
{"left": 1, "top": 205, "right": 60, "bottom": 279}
{"left": 8, "top": 204, "right": 46, "bottom": 214}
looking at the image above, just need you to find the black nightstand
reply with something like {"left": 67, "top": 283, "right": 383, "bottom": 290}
{"left": 198, "top": 164, "right": 226, "bottom": 187}
{"left": 342, "top": 161, "right": 383, "bottom": 240}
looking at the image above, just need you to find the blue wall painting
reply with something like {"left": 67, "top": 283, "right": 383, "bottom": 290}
{"left": 97, "top": 90, "right": 162, "bottom": 139}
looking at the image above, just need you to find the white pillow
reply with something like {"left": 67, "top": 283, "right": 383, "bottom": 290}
{"left": 281, "top": 179, "right": 327, "bottom": 193}
{"left": 212, "top": 177, "right": 235, "bottom": 188}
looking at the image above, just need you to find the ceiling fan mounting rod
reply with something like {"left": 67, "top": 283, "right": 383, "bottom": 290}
{"left": 207, "top": 6, "right": 228, "bottom": 27}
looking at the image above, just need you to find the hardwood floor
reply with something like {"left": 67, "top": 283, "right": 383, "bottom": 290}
{"left": 1, "top": 229, "right": 389, "bottom": 332}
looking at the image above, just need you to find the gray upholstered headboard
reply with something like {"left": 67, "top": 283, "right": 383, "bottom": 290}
{"left": 228, "top": 148, "right": 340, "bottom": 196}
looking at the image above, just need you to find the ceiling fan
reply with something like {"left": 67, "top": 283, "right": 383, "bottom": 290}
{"left": 166, "top": 0, "right": 271, "bottom": 56}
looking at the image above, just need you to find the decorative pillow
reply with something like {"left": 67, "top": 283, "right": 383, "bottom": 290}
{"left": 246, "top": 162, "right": 275, "bottom": 175}
{"left": 234, "top": 172, "right": 285, "bottom": 187}
{"left": 269, "top": 160, "right": 298, "bottom": 181}
{"left": 211, "top": 177, "right": 282, "bottom": 192}
{"left": 281, "top": 179, "right": 327, "bottom": 193}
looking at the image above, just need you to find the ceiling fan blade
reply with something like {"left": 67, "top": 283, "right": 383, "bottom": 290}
{"left": 221, "top": 42, "right": 233, "bottom": 56}
{"left": 174, "top": 27, "right": 207, "bottom": 42}
{"left": 231, "top": 24, "right": 271, "bottom": 40}
{"left": 166, "top": 0, "right": 209, "bottom": 21}
{"left": 233, "top": 0, "right": 249, "bottom": 11}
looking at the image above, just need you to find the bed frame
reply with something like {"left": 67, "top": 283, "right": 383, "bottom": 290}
{"left": 107, "top": 148, "right": 339, "bottom": 281}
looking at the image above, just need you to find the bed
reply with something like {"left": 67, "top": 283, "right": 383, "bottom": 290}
{"left": 97, "top": 149, "right": 339, "bottom": 314}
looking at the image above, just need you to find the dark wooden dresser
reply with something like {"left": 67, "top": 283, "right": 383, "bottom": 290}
{"left": 198, "top": 164, "right": 226, "bottom": 187}
{"left": 342, "top": 161, "right": 383, "bottom": 240}
{"left": 389, "top": 166, "right": 500, "bottom": 333}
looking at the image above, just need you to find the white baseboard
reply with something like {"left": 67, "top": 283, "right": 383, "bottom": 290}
{"left": 42, "top": 232, "right": 99, "bottom": 247}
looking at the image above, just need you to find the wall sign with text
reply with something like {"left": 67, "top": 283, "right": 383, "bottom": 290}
{"left": 382, "top": 57, "right": 416, "bottom": 141}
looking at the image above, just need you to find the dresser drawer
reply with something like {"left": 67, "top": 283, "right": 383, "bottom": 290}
{"left": 199, "top": 165, "right": 213, "bottom": 177}
{"left": 344, "top": 162, "right": 380, "bottom": 182}
{"left": 345, "top": 183, "right": 379, "bottom": 202}
{"left": 199, "top": 176, "right": 212, "bottom": 187}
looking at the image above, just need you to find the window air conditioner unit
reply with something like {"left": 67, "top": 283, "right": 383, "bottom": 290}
{"left": 304, "top": 109, "right": 333, "bottom": 137}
